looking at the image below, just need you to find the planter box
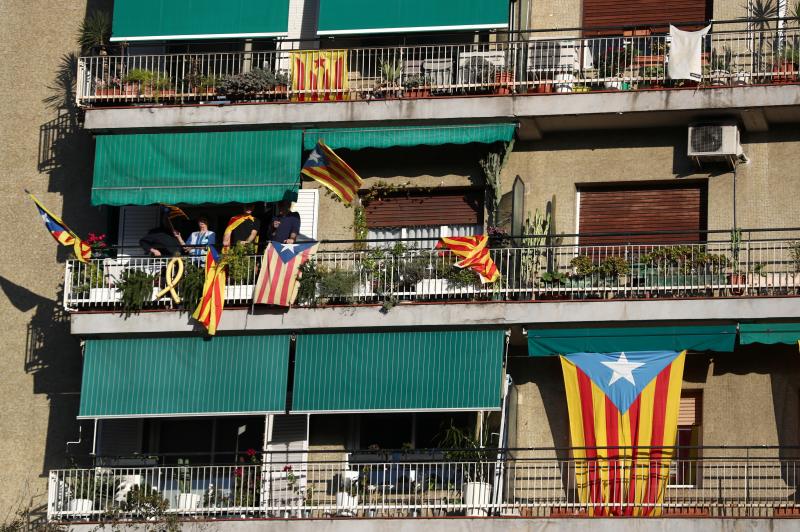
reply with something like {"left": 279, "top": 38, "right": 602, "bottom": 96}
{"left": 464, "top": 481, "right": 491, "bottom": 517}
{"left": 177, "top": 493, "right": 202, "bottom": 510}
{"left": 335, "top": 492, "right": 359, "bottom": 516}
{"left": 89, "top": 287, "right": 118, "bottom": 304}
{"left": 68, "top": 499, "right": 93, "bottom": 513}
{"left": 404, "top": 88, "right": 431, "bottom": 98}
{"left": 225, "top": 284, "right": 255, "bottom": 301}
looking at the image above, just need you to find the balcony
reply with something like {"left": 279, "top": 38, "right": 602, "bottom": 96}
{"left": 77, "top": 25, "right": 800, "bottom": 108}
{"left": 64, "top": 230, "right": 800, "bottom": 312}
{"left": 48, "top": 446, "right": 800, "bottom": 522}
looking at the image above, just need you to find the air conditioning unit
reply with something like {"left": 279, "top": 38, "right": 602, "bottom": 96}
{"left": 687, "top": 123, "right": 743, "bottom": 161}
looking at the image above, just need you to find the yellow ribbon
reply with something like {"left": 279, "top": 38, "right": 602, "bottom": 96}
{"left": 155, "top": 257, "right": 185, "bottom": 304}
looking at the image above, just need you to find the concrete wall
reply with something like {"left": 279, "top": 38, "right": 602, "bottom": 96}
{"left": 509, "top": 344, "right": 800, "bottom": 450}
{"left": 0, "top": 0, "right": 105, "bottom": 519}
{"left": 498, "top": 126, "right": 800, "bottom": 237}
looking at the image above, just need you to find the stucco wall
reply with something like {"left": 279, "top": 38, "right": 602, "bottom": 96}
{"left": 0, "top": 0, "right": 104, "bottom": 517}
{"left": 509, "top": 345, "right": 800, "bottom": 451}
{"left": 498, "top": 126, "right": 800, "bottom": 238}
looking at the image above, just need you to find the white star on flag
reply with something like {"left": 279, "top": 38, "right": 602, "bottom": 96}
{"left": 279, "top": 242, "right": 298, "bottom": 253}
{"left": 308, "top": 150, "right": 322, "bottom": 163}
{"left": 601, "top": 352, "right": 645, "bottom": 386}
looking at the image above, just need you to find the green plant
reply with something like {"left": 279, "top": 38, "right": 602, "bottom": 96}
{"left": 540, "top": 270, "right": 567, "bottom": 285}
{"left": 480, "top": 139, "right": 515, "bottom": 226}
{"left": 77, "top": 11, "right": 111, "bottom": 52}
{"left": 443, "top": 265, "right": 481, "bottom": 288}
{"left": 436, "top": 421, "right": 492, "bottom": 482}
{"left": 122, "top": 69, "right": 171, "bottom": 94}
{"left": 317, "top": 267, "right": 358, "bottom": 301}
{"left": 752, "top": 262, "right": 768, "bottom": 277}
{"left": 353, "top": 205, "right": 368, "bottom": 248}
{"left": 179, "top": 262, "right": 205, "bottom": 312}
{"left": 274, "top": 71, "right": 290, "bottom": 86}
{"left": 222, "top": 242, "right": 257, "bottom": 284}
{"left": 402, "top": 74, "right": 430, "bottom": 90}
{"left": 790, "top": 241, "right": 800, "bottom": 272}
{"left": 521, "top": 208, "right": 551, "bottom": 283}
{"left": 598, "top": 256, "right": 630, "bottom": 278}
{"left": 711, "top": 46, "right": 733, "bottom": 71}
{"left": 217, "top": 68, "right": 276, "bottom": 98}
{"left": 570, "top": 255, "right": 597, "bottom": 277}
{"left": 117, "top": 269, "right": 156, "bottom": 316}
{"left": 297, "top": 260, "right": 321, "bottom": 306}
{"left": 120, "top": 484, "right": 169, "bottom": 520}
{"left": 72, "top": 261, "right": 104, "bottom": 297}
{"left": 379, "top": 59, "right": 403, "bottom": 85}
{"left": 730, "top": 228, "right": 742, "bottom": 273}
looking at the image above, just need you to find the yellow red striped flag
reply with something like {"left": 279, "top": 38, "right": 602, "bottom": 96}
{"left": 436, "top": 235, "right": 500, "bottom": 283}
{"left": 560, "top": 350, "right": 686, "bottom": 516}
{"left": 192, "top": 246, "right": 226, "bottom": 335}
{"left": 253, "top": 241, "right": 319, "bottom": 307}
{"left": 30, "top": 194, "right": 91, "bottom": 262}
{"left": 301, "top": 141, "right": 362, "bottom": 204}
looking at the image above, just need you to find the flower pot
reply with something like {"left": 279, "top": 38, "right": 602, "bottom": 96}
{"left": 225, "top": 284, "right": 255, "bottom": 301}
{"left": 177, "top": 493, "right": 201, "bottom": 510}
{"left": 335, "top": 492, "right": 359, "bottom": 516}
{"left": 531, "top": 83, "right": 553, "bottom": 94}
{"left": 554, "top": 73, "right": 575, "bottom": 93}
{"left": 728, "top": 273, "right": 746, "bottom": 295}
{"left": 69, "top": 499, "right": 93, "bottom": 513}
{"left": 464, "top": 481, "right": 491, "bottom": 517}
{"left": 494, "top": 71, "right": 515, "bottom": 94}
{"left": 415, "top": 279, "right": 449, "bottom": 296}
{"left": 89, "top": 287, "right": 117, "bottom": 304}
{"left": 404, "top": 88, "right": 431, "bottom": 98}
{"left": 772, "top": 61, "right": 798, "bottom": 83}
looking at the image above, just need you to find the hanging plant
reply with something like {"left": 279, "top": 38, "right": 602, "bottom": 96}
{"left": 117, "top": 270, "right": 156, "bottom": 316}
{"left": 179, "top": 262, "right": 206, "bottom": 312}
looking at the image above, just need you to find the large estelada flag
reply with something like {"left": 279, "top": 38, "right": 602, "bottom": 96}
{"left": 290, "top": 50, "right": 349, "bottom": 101}
{"left": 301, "top": 141, "right": 363, "bottom": 204}
{"left": 253, "top": 241, "right": 319, "bottom": 307}
{"left": 436, "top": 235, "right": 500, "bottom": 283}
{"left": 192, "top": 246, "right": 226, "bottom": 335}
{"left": 560, "top": 350, "right": 686, "bottom": 516}
{"left": 30, "top": 194, "right": 91, "bottom": 262}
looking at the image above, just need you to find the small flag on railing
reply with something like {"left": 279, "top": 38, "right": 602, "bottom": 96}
{"left": 436, "top": 235, "right": 500, "bottom": 283}
{"left": 193, "top": 246, "right": 226, "bottom": 335}
{"left": 253, "top": 241, "right": 319, "bottom": 307}
{"left": 30, "top": 194, "right": 91, "bottom": 263}
{"left": 301, "top": 141, "right": 362, "bottom": 204}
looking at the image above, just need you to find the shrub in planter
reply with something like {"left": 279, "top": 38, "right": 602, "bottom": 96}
{"left": 317, "top": 267, "right": 358, "bottom": 302}
{"left": 402, "top": 74, "right": 431, "bottom": 98}
{"left": 122, "top": 68, "right": 171, "bottom": 95}
{"left": 72, "top": 261, "right": 104, "bottom": 297}
{"left": 117, "top": 269, "right": 156, "bottom": 316}
{"left": 222, "top": 242, "right": 257, "bottom": 284}
{"left": 598, "top": 256, "right": 630, "bottom": 279}
{"left": 179, "top": 262, "right": 205, "bottom": 312}
{"left": 217, "top": 68, "right": 276, "bottom": 99}
{"left": 570, "top": 255, "right": 597, "bottom": 277}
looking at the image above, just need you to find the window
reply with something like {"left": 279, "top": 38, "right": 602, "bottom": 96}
{"left": 670, "top": 391, "right": 702, "bottom": 487}
{"left": 368, "top": 224, "right": 482, "bottom": 248}
{"left": 355, "top": 412, "right": 476, "bottom": 451}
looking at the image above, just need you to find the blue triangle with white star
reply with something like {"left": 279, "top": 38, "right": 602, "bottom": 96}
{"left": 271, "top": 241, "right": 317, "bottom": 262}
{"left": 563, "top": 351, "right": 681, "bottom": 413}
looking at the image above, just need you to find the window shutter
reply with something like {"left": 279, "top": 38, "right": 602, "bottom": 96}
{"left": 294, "top": 189, "right": 319, "bottom": 240}
{"left": 97, "top": 419, "right": 143, "bottom": 460}
{"left": 117, "top": 206, "right": 161, "bottom": 256}
{"left": 678, "top": 394, "right": 701, "bottom": 426}
{"left": 267, "top": 414, "right": 309, "bottom": 465}
{"left": 366, "top": 190, "right": 482, "bottom": 228}
{"left": 582, "top": 0, "right": 710, "bottom": 34}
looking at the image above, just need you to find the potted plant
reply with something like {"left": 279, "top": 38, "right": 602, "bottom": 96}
{"left": 176, "top": 458, "right": 201, "bottom": 510}
{"left": 77, "top": 11, "right": 112, "bottom": 55}
{"left": 402, "top": 74, "right": 431, "bottom": 98}
{"left": 222, "top": 242, "right": 257, "bottom": 300}
{"left": 217, "top": 68, "right": 274, "bottom": 100}
{"left": 122, "top": 68, "right": 172, "bottom": 99}
{"left": 709, "top": 46, "right": 733, "bottom": 86}
{"left": 437, "top": 421, "right": 493, "bottom": 517}
{"left": 273, "top": 71, "right": 290, "bottom": 97}
{"left": 116, "top": 269, "right": 156, "bottom": 316}
{"left": 596, "top": 43, "right": 632, "bottom": 90}
{"left": 638, "top": 65, "right": 665, "bottom": 89}
{"left": 375, "top": 59, "right": 403, "bottom": 99}
{"left": 772, "top": 45, "right": 799, "bottom": 83}
{"left": 494, "top": 67, "right": 515, "bottom": 95}
{"left": 316, "top": 266, "right": 358, "bottom": 303}
{"left": 728, "top": 228, "right": 745, "bottom": 293}
{"left": 67, "top": 473, "right": 96, "bottom": 514}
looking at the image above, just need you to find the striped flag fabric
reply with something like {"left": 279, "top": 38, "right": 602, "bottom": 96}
{"left": 253, "top": 241, "right": 319, "bottom": 307}
{"left": 192, "top": 246, "right": 226, "bottom": 335}
{"left": 436, "top": 235, "right": 500, "bottom": 283}
{"left": 290, "top": 50, "right": 349, "bottom": 102}
{"left": 30, "top": 194, "right": 91, "bottom": 262}
{"left": 560, "top": 350, "right": 687, "bottom": 516}
{"left": 301, "top": 141, "right": 362, "bottom": 204}
{"left": 160, "top": 203, "right": 189, "bottom": 221}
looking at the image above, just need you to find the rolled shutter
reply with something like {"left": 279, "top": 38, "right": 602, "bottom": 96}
{"left": 678, "top": 394, "right": 701, "bottom": 426}
{"left": 578, "top": 182, "right": 706, "bottom": 245}
{"left": 118, "top": 206, "right": 161, "bottom": 256}
{"left": 582, "top": 0, "right": 710, "bottom": 33}
{"left": 366, "top": 190, "right": 483, "bottom": 229}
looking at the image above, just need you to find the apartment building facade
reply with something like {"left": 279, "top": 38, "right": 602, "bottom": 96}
{"left": 3, "top": 0, "right": 800, "bottom": 527}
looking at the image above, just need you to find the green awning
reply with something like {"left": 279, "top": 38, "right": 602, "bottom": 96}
{"left": 527, "top": 325, "right": 738, "bottom": 356}
{"left": 111, "top": 0, "right": 290, "bottom": 41}
{"left": 740, "top": 323, "right": 800, "bottom": 345}
{"left": 318, "top": 0, "right": 509, "bottom": 35}
{"left": 292, "top": 330, "right": 505, "bottom": 413}
{"left": 303, "top": 124, "right": 517, "bottom": 151}
{"left": 92, "top": 130, "right": 302, "bottom": 206}
{"left": 79, "top": 335, "right": 290, "bottom": 418}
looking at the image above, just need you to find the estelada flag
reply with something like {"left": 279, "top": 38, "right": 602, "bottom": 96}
{"left": 30, "top": 194, "right": 91, "bottom": 262}
{"left": 192, "top": 246, "right": 226, "bottom": 335}
{"left": 560, "top": 350, "right": 686, "bottom": 516}
{"left": 436, "top": 235, "right": 500, "bottom": 283}
{"left": 160, "top": 203, "right": 189, "bottom": 221}
{"left": 253, "top": 241, "right": 319, "bottom": 307}
{"left": 290, "top": 50, "right": 349, "bottom": 102}
{"left": 301, "top": 141, "right": 363, "bottom": 204}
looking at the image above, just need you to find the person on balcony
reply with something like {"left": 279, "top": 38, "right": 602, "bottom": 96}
{"left": 139, "top": 216, "right": 181, "bottom": 257}
{"left": 222, "top": 204, "right": 260, "bottom": 249}
{"left": 268, "top": 196, "right": 301, "bottom": 245}
{"left": 175, "top": 215, "right": 216, "bottom": 256}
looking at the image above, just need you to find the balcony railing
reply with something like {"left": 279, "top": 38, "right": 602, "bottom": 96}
{"left": 63, "top": 231, "right": 800, "bottom": 311}
{"left": 77, "top": 24, "right": 800, "bottom": 106}
{"left": 48, "top": 446, "right": 800, "bottom": 521}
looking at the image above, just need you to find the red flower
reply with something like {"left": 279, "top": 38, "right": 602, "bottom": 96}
{"left": 234, "top": 467, "right": 243, "bottom": 478}
{"left": 282, "top": 465, "right": 293, "bottom": 472}
{"left": 246, "top": 448, "right": 257, "bottom": 457}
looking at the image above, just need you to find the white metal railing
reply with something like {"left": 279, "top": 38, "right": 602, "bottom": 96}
{"left": 48, "top": 450, "right": 800, "bottom": 521}
{"left": 76, "top": 26, "right": 800, "bottom": 105}
{"left": 63, "top": 237, "right": 800, "bottom": 310}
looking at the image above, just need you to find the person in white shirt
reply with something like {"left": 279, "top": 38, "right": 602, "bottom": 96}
{"left": 174, "top": 216, "right": 216, "bottom": 256}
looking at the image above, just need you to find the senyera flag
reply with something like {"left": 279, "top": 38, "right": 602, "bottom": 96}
{"left": 30, "top": 194, "right": 91, "bottom": 262}
{"left": 253, "top": 241, "right": 319, "bottom": 307}
{"left": 436, "top": 235, "right": 500, "bottom": 283}
{"left": 301, "top": 141, "right": 362, "bottom": 204}
{"left": 193, "top": 246, "right": 226, "bottom": 335}
{"left": 560, "top": 350, "right": 687, "bottom": 516}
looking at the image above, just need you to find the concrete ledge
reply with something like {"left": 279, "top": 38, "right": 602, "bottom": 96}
{"left": 66, "top": 517, "right": 800, "bottom": 532}
{"left": 83, "top": 85, "right": 800, "bottom": 131}
{"left": 70, "top": 297, "right": 799, "bottom": 336}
